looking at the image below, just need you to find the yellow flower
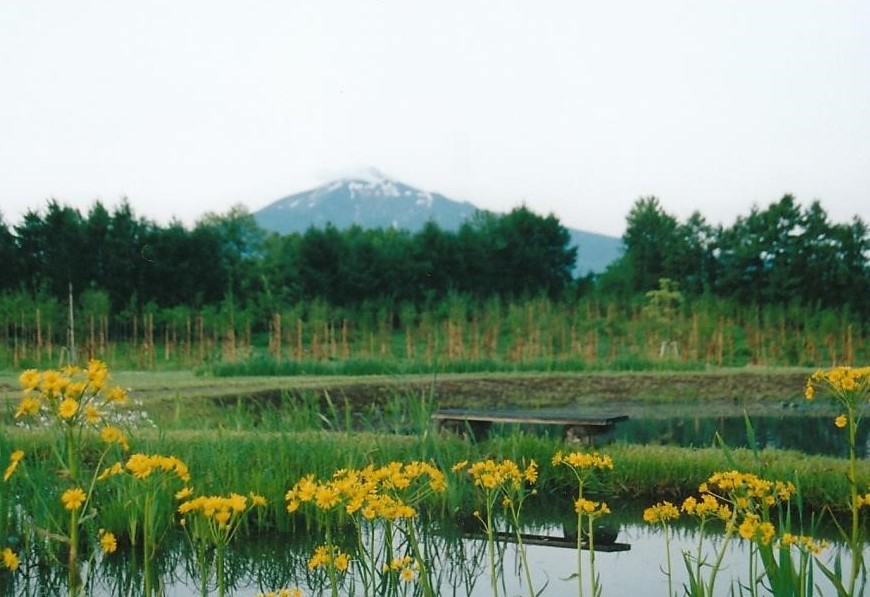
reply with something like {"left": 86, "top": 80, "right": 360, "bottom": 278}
{"left": 314, "top": 484, "right": 340, "bottom": 510}
{"left": 58, "top": 398, "right": 79, "bottom": 419}
{"left": 15, "top": 396, "right": 41, "bottom": 418}
{"left": 1, "top": 547, "right": 19, "bottom": 571}
{"left": 400, "top": 565, "right": 416, "bottom": 582}
{"left": 40, "top": 370, "right": 66, "bottom": 396}
{"left": 18, "top": 369, "right": 40, "bottom": 391}
{"left": 228, "top": 492, "right": 247, "bottom": 512}
{"left": 250, "top": 492, "right": 267, "bottom": 507}
{"left": 554, "top": 451, "right": 614, "bottom": 470}
{"left": 106, "top": 386, "right": 127, "bottom": 403}
{"left": 575, "top": 498, "right": 609, "bottom": 516}
{"left": 215, "top": 510, "right": 231, "bottom": 527}
{"left": 3, "top": 450, "right": 24, "bottom": 482}
{"left": 835, "top": 414, "right": 848, "bottom": 428}
{"left": 523, "top": 460, "right": 538, "bottom": 484}
{"left": 87, "top": 359, "right": 109, "bottom": 389}
{"left": 97, "top": 462, "right": 124, "bottom": 481}
{"left": 257, "top": 589, "right": 304, "bottom": 597}
{"left": 451, "top": 460, "right": 469, "bottom": 473}
{"left": 333, "top": 551, "right": 350, "bottom": 572}
{"left": 643, "top": 501, "right": 680, "bottom": 524}
{"left": 62, "top": 487, "right": 87, "bottom": 511}
{"left": 175, "top": 486, "right": 194, "bottom": 500}
{"left": 99, "top": 530, "right": 118, "bottom": 554}
{"left": 100, "top": 425, "right": 126, "bottom": 446}
{"left": 307, "top": 545, "right": 330, "bottom": 570}
{"left": 84, "top": 404, "right": 101, "bottom": 424}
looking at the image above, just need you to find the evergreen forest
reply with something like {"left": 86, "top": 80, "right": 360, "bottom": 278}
{"left": 1, "top": 194, "right": 868, "bottom": 372}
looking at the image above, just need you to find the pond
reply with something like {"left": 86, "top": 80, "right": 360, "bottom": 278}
{"left": 450, "top": 403, "right": 868, "bottom": 458}
{"left": 615, "top": 413, "right": 870, "bottom": 457}
{"left": 27, "top": 516, "right": 865, "bottom": 597}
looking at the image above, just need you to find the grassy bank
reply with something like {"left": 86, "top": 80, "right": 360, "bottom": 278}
{"left": 1, "top": 366, "right": 822, "bottom": 428}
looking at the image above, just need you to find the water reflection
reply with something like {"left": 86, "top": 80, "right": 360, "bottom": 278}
{"left": 616, "top": 414, "right": 869, "bottom": 457}
{"left": 5, "top": 514, "right": 864, "bottom": 597}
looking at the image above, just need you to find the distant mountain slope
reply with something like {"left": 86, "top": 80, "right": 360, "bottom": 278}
{"left": 254, "top": 170, "right": 622, "bottom": 275}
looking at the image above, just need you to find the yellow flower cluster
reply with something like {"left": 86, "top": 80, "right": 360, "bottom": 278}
{"left": 307, "top": 544, "right": 350, "bottom": 572}
{"left": 285, "top": 461, "right": 445, "bottom": 520}
{"left": 177, "top": 492, "right": 266, "bottom": 531}
{"left": 0, "top": 547, "right": 19, "bottom": 571}
{"left": 15, "top": 360, "right": 127, "bottom": 427}
{"left": 643, "top": 501, "right": 680, "bottom": 524}
{"left": 258, "top": 589, "right": 304, "bottom": 597}
{"left": 806, "top": 366, "right": 870, "bottom": 406}
{"left": 552, "top": 450, "right": 614, "bottom": 470}
{"left": 3, "top": 450, "right": 24, "bottom": 482}
{"left": 677, "top": 470, "right": 806, "bottom": 549}
{"left": 682, "top": 493, "right": 732, "bottom": 521}
{"left": 854, "top": 485, "right": 870, "bottom": 508}
{"left": 125, "top": 453, "right": 190, "bottom": 482}
{"left": 780, "top": 533, "right": 828, "bottom": 555}
{"left": 382, "top": 555, "right": 419, "bottom": 582}
{"left": 574, "top": 498, "right": 610, "bottom": 516}
{"left": 701, "top": 470, "right": 796, "bottom": 507}
{"left": 455, "top": 458, "right": 538, "bottom": 491}
{"left": 737, "top": 513, "right": 776, "bottom": 545}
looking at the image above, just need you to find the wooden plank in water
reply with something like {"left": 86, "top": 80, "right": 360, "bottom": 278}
{"left": 478, "top": 531, "right": 631, "bottom": 552}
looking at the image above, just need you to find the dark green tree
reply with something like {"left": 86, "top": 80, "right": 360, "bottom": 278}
{"left": 297, "top": 225, "right": 349, "bottom": 304}
{"left": 0, "top": 213, "right": 20, "bottom": 292}
{"left": 619, "top": 196, "right": 684, "bottom": 293}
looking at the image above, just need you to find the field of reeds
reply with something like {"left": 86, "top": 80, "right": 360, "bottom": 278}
{"left": 2, "top": 295, "right": 868, "bottom": 374}
{"left": 1, "top": 363, "right": 869, "bottom": 596}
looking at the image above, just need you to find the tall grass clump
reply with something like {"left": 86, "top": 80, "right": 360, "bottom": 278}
{"left": 805, "top": 366, "right": 870, "bottom": 596}
{"left": 553, "top": 451, "right": 614, "bottom": 597}
{"left": 451, "top": 458, "right": 540, "bottom": 597}
{"left": 12, "top": 361, "right": 130, "bottom": 594}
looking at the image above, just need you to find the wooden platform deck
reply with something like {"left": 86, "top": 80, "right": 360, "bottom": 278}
{"left": 431, "top": 408, "right": 628, "bottom": 444}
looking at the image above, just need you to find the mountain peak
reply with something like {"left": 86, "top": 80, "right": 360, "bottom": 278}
{"left": 252, "top": 172, "right": 623, "bottom": 274}
{"left": 338, "top": 166, "right": 391, "bottom": 184}
{"left": 254, "top": 171, "right": 475, "bottom": 234}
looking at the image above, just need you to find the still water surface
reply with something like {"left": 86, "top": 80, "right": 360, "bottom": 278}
{"left": 78, "top": 522, "right": 865, "bottom": 596}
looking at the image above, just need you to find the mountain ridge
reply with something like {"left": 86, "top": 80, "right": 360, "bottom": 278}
{"left": 253, "top": 171, "right": 623, "bottom": 275}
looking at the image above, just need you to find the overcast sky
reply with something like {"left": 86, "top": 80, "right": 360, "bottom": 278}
{"left": 1, "top": 1, "right": 868, "bottom": 237}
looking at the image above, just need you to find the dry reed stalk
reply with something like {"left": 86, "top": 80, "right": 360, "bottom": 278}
{"left": 845, "top": 324, "right": 854, "bottom": 365}
{"left": 311, "top": 330, "right": 322, "bottom": 360}
{"left": 405, "top": 325, "right": 414, "bottom": 360}
{"left": 145, "top": 312, "right": 155, "bottom": 369}
{"left": 329, "top": 322, "right": 337, "bottom": 359}
{"left": 222, "top": 321, "right": 236, "bottom": 363}
{"left": 196, "top": 315, "right": 205, "bottom": 365}
{"left": 269, "top": 312, "right": 281, "bottom": 360}
{"left": 36, "top": 307, "right": 42, "bottom": 366}
{"left": 186, "top": 315, "right": 192, "bottom": 363}
{"left": 341, "top": 318, "right": 350, "bottom": 359}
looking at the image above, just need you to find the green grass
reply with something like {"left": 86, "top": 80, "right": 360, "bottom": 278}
{"left": 8, "top": 425, "right": 863, "bottom": 528}
{"left": 206, "top": 354, "right": 708, "bottom": 377}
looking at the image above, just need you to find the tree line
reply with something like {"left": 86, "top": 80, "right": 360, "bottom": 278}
{"left": 0, "top": 192, "right": 868, "bottom": 353}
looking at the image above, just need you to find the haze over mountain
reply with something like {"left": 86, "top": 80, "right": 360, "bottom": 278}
{"left": 253, "top": 170, "right": 623, "bottom": 275}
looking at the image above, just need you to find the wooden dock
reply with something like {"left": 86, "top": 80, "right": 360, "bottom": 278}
{"left": 431, "top": 408, "right": 628, "bottom": 444}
